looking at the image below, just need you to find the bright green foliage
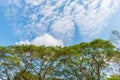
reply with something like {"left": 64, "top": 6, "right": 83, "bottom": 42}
{"left": 0, "top": 39, "right": 119, "bottom": 80}
{"left": 106, "top": 75, "right": 120, "bottom": 80}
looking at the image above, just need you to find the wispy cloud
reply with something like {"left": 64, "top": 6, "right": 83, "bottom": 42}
{"left": 1, "top": 0, "right": 120, "bottom": 46}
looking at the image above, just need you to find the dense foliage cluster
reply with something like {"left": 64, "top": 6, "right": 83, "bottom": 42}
{"left": 0, "top": 39, "right": 120, "bottom": 80}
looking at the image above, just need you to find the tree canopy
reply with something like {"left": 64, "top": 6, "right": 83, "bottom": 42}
{"left": 0, "top": 39, "right": 119, "bottom": 80}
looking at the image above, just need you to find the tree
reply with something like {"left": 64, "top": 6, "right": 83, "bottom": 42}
{"left": 0, "top": 46, "right": 21, "bottom": 80}
{"left": 106, "top": 75, "right": 120, "bottom": 80}
{"left": 0, "top": 39, "right": 119, "bottom": 80}
{"left": 110, "top": 30, "right": 120, "bottom": 75}
{"left": 62, "top": 39, "right": 116, "bottom": 80}
{"left": 53, "top": 39, "right": 117, "bottom": 80}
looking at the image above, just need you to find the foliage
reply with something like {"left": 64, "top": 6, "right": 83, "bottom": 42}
{"left": 106, "top": 75, "right": 120, "bottom": 80}
{"left": 13, "top": 70, "right": 39, "bottom": 80}
{"left": 0, "top": 39, "right": 119, "bottom": 80}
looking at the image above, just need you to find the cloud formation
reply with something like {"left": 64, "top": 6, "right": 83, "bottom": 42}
{"left": 16, "top": 33, "right": 63, "bottom": 46}
{"left": 1, "top": 0, "right": 120, "bottom": 46}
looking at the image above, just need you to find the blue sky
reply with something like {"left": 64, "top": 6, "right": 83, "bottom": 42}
{"left": 0, "top": 10, "right": 19, "bottom": 46}
{"left": 101, "top": 7, "right": 120, "bottom": 39}
{"left": 0, "top": 0, "right": 120, "bottom": 46}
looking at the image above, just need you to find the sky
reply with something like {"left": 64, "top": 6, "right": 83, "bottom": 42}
{"left": 0, "top": 0, "right": 120, "bottom": 46}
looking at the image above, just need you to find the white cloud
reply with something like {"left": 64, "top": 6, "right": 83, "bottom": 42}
{"left": 16, "top": 40, "right": 30, "bottom": 45}
{"left": 16, "top": 33, "right": 63, "bottom": 46}
{"left": 50, "top": 15, "right": 75, "bottom": 43}
{"left": 2, "top": 0, "right": 120, "bottom": 45}
{"left": 25, "top": 0, "right": 43, "bottom": 6}
{"left": 72, "top": 0, "right": 120, "bottom": 38}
